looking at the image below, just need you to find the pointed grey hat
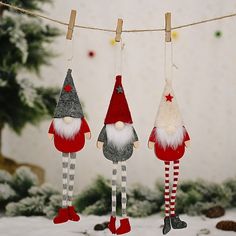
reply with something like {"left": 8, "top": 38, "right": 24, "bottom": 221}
{"left": 54, "top": 69, "right": 84, "bottom": 118}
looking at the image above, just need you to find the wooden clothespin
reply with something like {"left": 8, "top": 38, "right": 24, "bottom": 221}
{"left": 66, "top": 10, "right": 77, "bottom": 40}
{"left": 115, "top": 18, "right": 123, "bottom": 42}
{"left": 165, "top": 12, "right": 171, "bottom": 42}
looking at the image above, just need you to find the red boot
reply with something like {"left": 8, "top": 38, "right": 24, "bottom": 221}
{"left": 68, "top": 206, "right": 80, "bottom": 222}
{"left": 53, "top": 208, "right": 69, "bottom": 224}
{"left": 116, "top": 218, "right": 131, "bottom": 235}
{"left": 108, "top": 216, "right": 116, "bottom": 234}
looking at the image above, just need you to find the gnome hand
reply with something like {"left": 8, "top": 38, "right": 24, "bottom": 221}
{"left": 148, "top": 141, "right": 155, "bottom": 149}
{"left": 96, "top": 141, "right": 104, "bottom": 149}
{"left": 185, "top": 140, "right": 191, "bottom": 148}
{"left": 85, "top": 132, "right": 91, "bottom": 140}
{"left": 133, "top": 141, "right": 140, "bottom": 149}
{"left": 48, "top": 133, "right": 54, "bottom": 140}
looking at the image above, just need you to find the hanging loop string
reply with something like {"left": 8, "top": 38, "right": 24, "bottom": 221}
{"left": 164, "top": 41, "right": 174, "bottom": 83}
{"left": 1, "top": 1, "right": 236, "bottom": 33}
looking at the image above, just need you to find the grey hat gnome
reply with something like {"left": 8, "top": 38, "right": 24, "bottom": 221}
{"left": 97, "top": 75, "right": 139, "bottom": 235}
{"left": 48, "top": 69, "right": 91, "bottom": 224}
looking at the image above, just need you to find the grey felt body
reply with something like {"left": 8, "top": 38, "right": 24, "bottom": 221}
{"left": 54, "top": 69, "right": 84, "bottom": 118}
{"left": 97, "top": 125, "right": 138, "bottom": 162}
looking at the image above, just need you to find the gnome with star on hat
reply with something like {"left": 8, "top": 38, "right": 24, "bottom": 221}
{"left": 148, "top": 80, "right": 190, "bottom": 234}
{"left": 97, "top": 75, "right": 139, "bottom": 235}
{"left": 48, "top": 69, "right": 91, "bottom": 224}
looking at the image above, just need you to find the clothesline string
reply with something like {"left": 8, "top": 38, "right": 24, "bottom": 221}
{"left": 1, "top": 1, "right": 236, "bottom": 33}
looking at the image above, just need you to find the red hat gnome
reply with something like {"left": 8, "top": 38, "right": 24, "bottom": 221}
{"left": 97, "top": 75, "right": 139, "bottom": 235}
{"left": 148, "top": 80, "right": 190, "bottom": 234}
{"left": 48, "top": 69, "right": 91, "bottom": 224}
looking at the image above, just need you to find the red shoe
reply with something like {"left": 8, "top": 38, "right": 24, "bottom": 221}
{"left": 53, "top": 208, "right": 69, "bottom": 224}
{"left": 68, "top": 206, "right": 80, "bottom": 222}
{"left": 108, "top": 216, "right": 116, "bottom": 234}
{"left": 116, "top": 218, "right": 131, "bottom": 235}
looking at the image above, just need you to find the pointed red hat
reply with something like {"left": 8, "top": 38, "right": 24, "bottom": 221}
{"left": 104, "top": 75, "right": 133, "bottom": 124}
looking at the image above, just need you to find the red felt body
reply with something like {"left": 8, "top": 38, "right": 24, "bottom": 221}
{"left": 48, "top": 118, "right": 90, "bottom": 153}
{"left": 149, "top": 127, "right": 190, "bottom": 161}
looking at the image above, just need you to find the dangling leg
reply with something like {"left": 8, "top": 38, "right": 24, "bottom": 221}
{"left": 108, "top": 161, "right": 118, "bottom": 234}
{"left": 67, "top": 152, "right": 80, "bottom": 222}
{"left": 116, "top": 161, "right": 131, "bottom": 235}
{"left": 53, "top": 152, "right": 69, "bottom": 224}
{"left": 170, "top": 160, "right": 187, "bottom": 229}
{"left": 163, "top": 161, "right": 171, "bottom": 234}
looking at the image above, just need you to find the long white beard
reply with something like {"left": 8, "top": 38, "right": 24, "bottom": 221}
{"left": 156, "top": 126, "right": 185, "bottom": 150}
{"left": 106, "top": 124, "right": 134, "bottom": 150}
{"left": 53, "top": 118, "right": 81, "bottom": 140}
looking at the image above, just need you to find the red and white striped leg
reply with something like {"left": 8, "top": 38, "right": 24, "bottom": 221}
{"left": 164, "top": 161, "right": 171, "bottom": 217}
{"left": 170, "top": 160, "right": 180, "bottom": 216}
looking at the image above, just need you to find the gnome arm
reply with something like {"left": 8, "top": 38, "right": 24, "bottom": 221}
{"left": 48, "top": 121, "right": 54, "bottom": 140}
{"left": 81, "top": 117, "right": 91, "bottom": 139}
{"left": 132, "top": 127, "right": 139, "bottom": 148}
{"left": 148, "top": 127, "right": 156, "bottom": 149}
{"left": 183, "top": 126, "right": 190, "bottom": 148}
{"left": 97, "top": 125, "right": 106, "bottom": 149}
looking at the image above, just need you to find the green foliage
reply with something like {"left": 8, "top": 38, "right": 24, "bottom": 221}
{"left": 6, "top": 196, "right": 45, "bottom": 216}
{"left": 176, "top": 180, "right": 233, "bottom": 216}
{"left": 11, "top": 166, "right": 38, "bottom": 197}
{"left": 74, "top": 177, "right": 236, "bottom": 218}
{"left": 74, "top": 176, "right": 113, "bottom": 216}
{"left": 1, "top": 167, "right": 236, "bottom": 218}
{"left": 0, "top": 167, "right": 60, "bottom": 217}
{"left": 127, "top": 184, "right": 163, "bottom": 217}
{"left": 0, "top": 1, "right": 60, "bottom": 134}
{"left": 3, "top": 0, "right": 53, "bottom": 12}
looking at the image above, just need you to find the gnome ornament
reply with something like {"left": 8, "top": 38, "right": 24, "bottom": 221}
{"left": 48, "top": 69, "right": 91, "bottom": 224}
{"left": 97, "top": 75, "right": 139, "bottom": 235}
{"left": 148, "top": 80, "right": 190, "bottom": 235}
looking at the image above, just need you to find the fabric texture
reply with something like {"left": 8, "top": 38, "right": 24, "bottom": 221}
{"left": 149, "top": 127, "right": 190, "bottom": 161}
{"left": 104, "top": 75, "right": 133, "bottom": 124}
{"left": 54, "top": 69, "right": 84, "bottom": 118}
{"left": 48, "top": 117, "right": 90, "bottom": 153}
{"left": 111, "top": 162, "right": 118, "bottom": 217}
{"left": 98, "top": 125, "right": 138, "bottom": 162}
{"left": 154, "top": 81, "right": 183, "bottom": 129}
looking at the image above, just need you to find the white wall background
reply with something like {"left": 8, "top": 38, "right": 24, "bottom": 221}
{"left": 2, "top": 0, "right": 236, "bottom": 193}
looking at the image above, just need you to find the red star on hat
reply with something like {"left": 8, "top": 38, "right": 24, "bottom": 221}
{"left": 165, "top": 93, "right": 173, "bottom": 102}
{"left": 64, "top": 84, "right": 72, "bottom": 92}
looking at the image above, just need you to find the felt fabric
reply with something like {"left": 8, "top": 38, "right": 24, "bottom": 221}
{"left": 98, "top": 125, "right": 138, "bottom": 162}
{"left": 104, "top": 75, "right": 133, "bottom": 124}
{"left": 48, "top": 117, "right": 90, "bottom": 153}
{"left": 149, "top": 127, "right": 190, "bottom": 161}
{"left": 54, "top": 69, "right": 84, "bottom": 118}
{"left": 154, "top": 81, "right": 183, "bottom": 129}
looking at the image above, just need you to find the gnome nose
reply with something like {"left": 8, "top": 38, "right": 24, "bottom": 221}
{"left": 115, "top": 121, "right": 125, "bottom": 130}
{"left": 63, "top": 116, "right": 73, "bottom": 124}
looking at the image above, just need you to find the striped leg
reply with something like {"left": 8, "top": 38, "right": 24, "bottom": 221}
{"left": 111, "top": 162, "right": 118, "bottom": 217}
{"left": 62, "top": 152, "right": 69, "bottom": 208}
{"left": 121, "top": 161, "right": 127, "bottom": 218}
{"left": 164, "top": 161, "right": 171, "bottom": 217}
{"left": 170, "top": 160, "right": 180, "bottom": 216}
{"left": 67, "top": 152, "right": 76, "bottom": 206}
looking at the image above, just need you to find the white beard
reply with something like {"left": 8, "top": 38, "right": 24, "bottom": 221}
{"left": 106, "top": 124, "right": 134, "bottom": 150}
{"left": 53, "top": 118, "right": 81, "bottom": 140}
{"left": 156, "top": 126, "right": 185, "bottom": 150}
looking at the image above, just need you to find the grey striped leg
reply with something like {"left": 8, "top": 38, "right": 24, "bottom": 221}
{"left": 67, "top": 152, "right": 76, "bottom": 206}
{"left": 121, "top": 161, "right": 127, "bottom": 218}
{"left": 62, "top": 152, "right": 69, "bottom": 208}
{"left": 111, "top": 161, "right": 118, "bottom": 217}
